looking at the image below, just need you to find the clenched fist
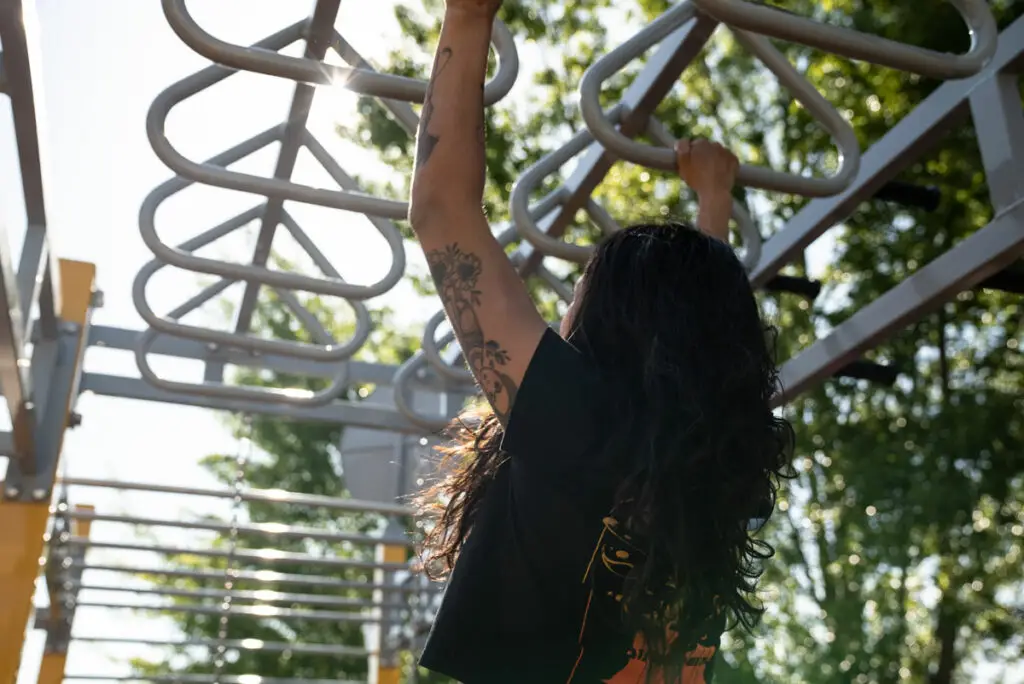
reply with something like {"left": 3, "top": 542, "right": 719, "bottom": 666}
{"left": 675, "top": 138, "right": 739, "bottom": 198}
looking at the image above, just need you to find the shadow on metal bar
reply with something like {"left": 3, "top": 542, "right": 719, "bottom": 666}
{"left": 691, "top": 0, "right": 998, "bottom": 79}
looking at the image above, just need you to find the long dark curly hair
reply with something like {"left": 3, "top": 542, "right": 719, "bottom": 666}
{"left": 418, "top": 222, "right": 794, "bottom": 681}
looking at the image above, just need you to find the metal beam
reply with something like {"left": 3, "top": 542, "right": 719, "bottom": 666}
{"left": 970, "top": 73, "right": 1024, "bottom": 213}
{"left": 231, "top": 0, "right": 343, "bottom": 337}
{"left": 65, "top": 508, "right": 417, "bottom": 547}
{"left": 776, "top": 201, "right": 1024, "bottom": 405}
{"left": 66, "top": 676, "right": 363, "bottom": 684}
{"left": 78, "top": 563, "right": 440, "bottom": 594}
{"left": 751, "top": 16, "right": 1024, "bottom": 287}
{"left": 66, "top": 582, "right": 406, "bottom": 612}
{"left": 78, "top": 372, "right": 435, "bottom": 434}
{"left": 64, "top": 600, "right": 388, "bottom": 625}
{"left": 84, "top": 325, "right": 448, "bottom": 390}
{"left": 58, "top": 476, "right": 415, "bottom": 516}
{"left": 65, "top": 537, "right": 411, "bottom": 573}
{"left": 0, "top": 0, "right": 62, "bottom": 339}
{"left": 68, "top": 636, "right": 370, "bottom": 658}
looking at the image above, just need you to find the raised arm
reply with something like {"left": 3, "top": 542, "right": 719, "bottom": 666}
{"left": 409, "top": 0, "right": 546, "bottom": 426}
{"left": 675, "top": 138, "right": 740, "bottom": 242}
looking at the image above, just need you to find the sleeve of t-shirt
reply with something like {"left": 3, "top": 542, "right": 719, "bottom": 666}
{"left": 500, "top": 328, "right": 610, "bottom": 469}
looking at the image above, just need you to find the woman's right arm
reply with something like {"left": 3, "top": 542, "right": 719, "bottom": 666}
{"left": 675, "top": 139, "right": 739, "bottom": 242}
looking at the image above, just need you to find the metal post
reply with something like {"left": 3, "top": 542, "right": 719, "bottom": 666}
{"left": 371, "top": 519, "right": 407, "bottom": 684}
{"left": 0, "top": 260, "right": 95, "bottom": 684}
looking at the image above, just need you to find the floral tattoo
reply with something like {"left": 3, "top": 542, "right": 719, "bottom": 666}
{"left": 426, "top": 243, "right": 518, "bottom": 423}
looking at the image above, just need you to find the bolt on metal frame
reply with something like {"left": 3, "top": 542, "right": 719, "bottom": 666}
{"left": 0, "top": 0, "right": 1022, "bottom": 682}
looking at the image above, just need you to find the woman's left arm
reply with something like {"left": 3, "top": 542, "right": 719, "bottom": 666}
{"left": 409, "top": 2, "right": 547, "bottom": 426}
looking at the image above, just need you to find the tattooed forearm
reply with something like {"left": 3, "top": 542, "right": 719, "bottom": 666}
{"left": 416, "top": 47, "right": 454, "bottom": 169}
{"left": 426, "top": 243, "right": 518, "bottom": 422}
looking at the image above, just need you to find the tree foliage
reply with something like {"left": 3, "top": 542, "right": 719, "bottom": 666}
{"left": 136, "top": 1, "right": 1024, "bottom": 682}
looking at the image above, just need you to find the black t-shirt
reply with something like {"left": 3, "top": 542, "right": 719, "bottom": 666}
{"left": 419, "top": 329, "right": 725, "bottom": 683}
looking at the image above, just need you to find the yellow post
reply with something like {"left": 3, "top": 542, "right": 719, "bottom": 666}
{"left": 0, "top": 260, "right": 95, "bottom": 684}
{"left": 376, "top": 543, "right": 405, "bottom": 684}
{"left": 35, "top": 504, "right": 94, "bottom": 684}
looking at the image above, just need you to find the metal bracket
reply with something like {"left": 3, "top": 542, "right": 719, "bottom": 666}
{"left": 3, "top": 327, "right": 83, "bottom": 503}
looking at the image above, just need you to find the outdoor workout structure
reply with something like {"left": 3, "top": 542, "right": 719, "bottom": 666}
{"left": 0, "top": 0, "right": 1022, "bottom": 682}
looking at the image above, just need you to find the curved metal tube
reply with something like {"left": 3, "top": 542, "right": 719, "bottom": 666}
{"left": 133, "top": 263, "right": 355, "bottom": 406}
{"left": 135, "top": 198, "right": 372, "bottom": 362}
{"left": 162, "top": 0, "right": 519, "bottom": 106}
{"left": 135, "top": 327, "right": 349, "bottom": 406}
{"left": 144, "top": 35, "right": 408, "bottom": 221}
{"left": 511, "top": 113, "right": 763, "bottom": 269}
{"left": 393, "top": 347, "right": 467, "bottom": 432}
{"left": 579, "top": 8, "right": 861, "bottom": 197}
{"left": 139, "top": 121, "right": 406, "bottom": 298}
{"left": 691, "top": 0, "right": 998, "bottom": 80}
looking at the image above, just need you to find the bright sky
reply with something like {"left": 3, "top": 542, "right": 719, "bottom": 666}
{"left": 0, "top": 1, "right": 851, "bottom": 682}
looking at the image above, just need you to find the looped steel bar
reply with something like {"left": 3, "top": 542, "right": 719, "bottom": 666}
{"left": 578, "top": 3, "right": 861, "bottom": 198}
{"left": 691, "top": 0, "right": 998, "bottom": 79}
{"left": 161, "top": 0, "right": 519, "bottom": 105}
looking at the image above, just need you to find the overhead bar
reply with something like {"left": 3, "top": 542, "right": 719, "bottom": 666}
{"left": 70, "top": 600, "right": 388, "bottom": 625}
{"left": 64, "top": 509, "right": 417, "bottom": 548}
{"left": 776, "top": 201, "right": 1024, "bottom": 405}
{"left": 57, "top": 477, "right": 415, "bottom": 516}
{"left": 78, "top": 563, "right": 440, "bottom": 594}
{"left": 69, "top": 636, "right": 370, "bottom": 658}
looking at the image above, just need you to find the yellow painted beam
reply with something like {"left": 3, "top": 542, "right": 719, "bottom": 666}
{"left": 0, "top": 260, "right": 95, "bottom": 684}
{"left": 376, "top": 542, "right": 406, "bottom": 684}
{"left": 34, "top": 655, "right": 66, "bottom": 684}
{"left": 35, "top": 504, "right": 95, "bottom": 684}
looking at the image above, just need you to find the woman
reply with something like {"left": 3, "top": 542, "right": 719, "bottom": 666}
{"left": 407, "top": 1, "right": 793, "bottom": 682}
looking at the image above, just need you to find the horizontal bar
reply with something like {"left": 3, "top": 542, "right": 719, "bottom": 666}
{"left": 750, "top": 16, "right": 1024, "bottom": 288}
{"left": 66, "top": 537, "right": 411, "bottom": 572}
{"left": 69, "top": 583, "right": 406, "bottom": 611}
{"left": 776, "top": 201, "right": 1024, "bottom": 405}
{"left": 84, "top": 325, "right": 451, "bottom": 391}
{"left": 78, "top": 564, "right": 440, "bottom": 594}
{"left": 58, "top": 477, "right": 415, "bottom": 516}
{"left": 66, "top": 677, "right": 362, "bottom": 684}
{"left": 78, "top": 373, "right": 434, "bottom": 434}
{"left": 72, "top": 600, "right": 386, "bottom": 624}
{"left": 65, "top": 509, "right": 416, "bottom": 548}
{"left": 69, "top": 636, "right": 370, "bottom": 657}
